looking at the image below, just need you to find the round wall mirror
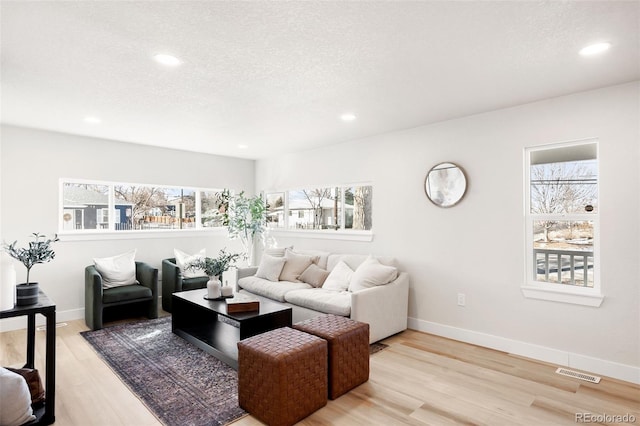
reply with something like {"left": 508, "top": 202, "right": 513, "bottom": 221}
{"left": 424, "top": 162, "right": 467, "bottom": 208}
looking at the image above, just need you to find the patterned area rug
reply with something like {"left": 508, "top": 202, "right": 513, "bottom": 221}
{"left": 81, "top": 316, "right": 246, "bottom": 426}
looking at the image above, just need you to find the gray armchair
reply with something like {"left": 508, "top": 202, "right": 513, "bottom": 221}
{"left": 85, "top": 261, "right": 158, "bottom": 330}
{"left": 161, "top": 258, "right": 209, "bottom": 312}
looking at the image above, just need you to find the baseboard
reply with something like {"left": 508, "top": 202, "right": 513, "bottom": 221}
{"left": 0, "top": 308, "right": 85, "bottom": 332}
{"left": 408, "top": 317, "right": 640, "bottom": 385}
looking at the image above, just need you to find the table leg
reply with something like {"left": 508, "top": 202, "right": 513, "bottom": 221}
{"left": 43, "top": 310, "right": 56, "bottom": 424}
{"left": 25, "top": 313, "right": 35, "bottom": 369}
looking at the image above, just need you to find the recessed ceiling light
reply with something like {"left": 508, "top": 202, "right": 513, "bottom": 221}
{"left": 84, "top": 116, "right": 101, "bottom": 124}
{"left": 340, "top": 113, "right": 357, "bottom": 122}
{"left": 579, "top": 42, "right": 611, "bottom": 56}
{"left": 237, "top": 144, "right": 248, "bottom": 149}
{"left": 154, "top": 53, "right": 182, "bottom": 66}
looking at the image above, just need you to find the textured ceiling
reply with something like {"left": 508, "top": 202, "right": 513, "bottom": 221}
{"left": 1, "top": 1, "right": 638, "bottom": 159}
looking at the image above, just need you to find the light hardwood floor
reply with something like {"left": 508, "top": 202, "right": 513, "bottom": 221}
{"left": 1, "top": 319, "right": 638, "bottom": 426}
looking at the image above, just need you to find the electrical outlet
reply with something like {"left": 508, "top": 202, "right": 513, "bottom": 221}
{"left": 457, "top": 293, "right": 466, "bottom": 306}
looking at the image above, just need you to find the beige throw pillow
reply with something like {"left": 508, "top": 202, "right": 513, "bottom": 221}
{"left": 0, "top": 367, "right": 36, "bottom": 426}
{"left": 255, "top": 255, "right": 286, "bottom": 282}
{"left": 174, "top": 248, "right": 207, "bottom": 278}
{"left": 279, "top": 250, "right": 318, "bottom": 282}
{"left": 322, "top": 261, "right": 353, "bottom": 291}
{"left": 299, "top": 264, "right": 330, "bottom": 288}
{"left": 348, "top": 256, "right": 398, "bottom": 292}
{"left": 93, "top": 250, "right": 138, "bottom": 289}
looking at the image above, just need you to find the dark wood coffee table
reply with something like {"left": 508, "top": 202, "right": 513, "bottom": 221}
{"left": 172, "top": 288, "right": 292, "bottom": 369}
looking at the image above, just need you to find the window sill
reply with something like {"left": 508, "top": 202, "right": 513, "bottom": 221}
{"left": 268, "top": 229, "right": 373, "bottom": 242}
{"left": 521, "top": 284, "right": 604, "bottom": 307}
{"left": 58, "top": 228, "right": 227, "bottom": 242}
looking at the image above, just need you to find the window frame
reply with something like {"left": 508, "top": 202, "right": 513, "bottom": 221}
{"left": 264, "top": 183, "right": 374, "bottom": 242}
{"left": 522, "top": 139, "right": 603, "bottom": 307}
{"left": 58, "top": 178, "right": 228, "bottom": 240}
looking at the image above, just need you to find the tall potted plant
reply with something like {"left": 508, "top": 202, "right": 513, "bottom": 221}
{"left": 219, "top": 190, "right": 266, "bottom": 266}
{"left": 3, "top": 232, "right": 59, "bottom": 305}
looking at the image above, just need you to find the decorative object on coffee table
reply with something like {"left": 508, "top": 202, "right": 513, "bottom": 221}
{"left": 186, "top": 248, "right": 240, "bottom": 299}
{"left": 225, "top": 292, "right": 259, "bottom": 313}
{"left": 3, "top": 232, "right": 59, "bottom": 306}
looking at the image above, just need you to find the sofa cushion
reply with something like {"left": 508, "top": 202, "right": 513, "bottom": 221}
{"left": 93, "top": 250, "right": 138, "bottom": 289}
{"left": 322, "top": 261, "right": 353, "bottom": 291}
{"left": 279, "top": 250, "right": 318, "bottom": 282}
{"left": 292, "top": 249, "right": 331, "bottom": 270}
{"left": 348, "top": 256, "right": 398, "bottom": 292}
{"left": 284, "top": 289, "right": 351, "bottom": 316}
{"left": 255, "top": 255, "right": 286, "bottom": 281}
{"left": 174, "top": 248, "right": 207, "bottom": 278}
{"left": 263, "top": 246, "right": 293, "bottom": 257}
{"left": 299, "top": 264, "right": 330, "bottom": 288}
{"left": 238, "top": 276, "right": 312, "bottom": 302}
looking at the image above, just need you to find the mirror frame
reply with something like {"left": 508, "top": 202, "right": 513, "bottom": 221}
{"left": 424, "top": 162, "right": 468, "bottom": 208}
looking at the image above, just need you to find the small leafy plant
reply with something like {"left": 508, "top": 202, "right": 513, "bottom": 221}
{"left": 186, "top": 248, "right": 240, "bottom": 278}
{"left": 3, "top": 233, "right": 59, "bottom": 285}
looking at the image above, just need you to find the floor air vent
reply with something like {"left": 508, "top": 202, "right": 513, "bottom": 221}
{"left": 555, "top": 367, "right": 601, "bottom": 383}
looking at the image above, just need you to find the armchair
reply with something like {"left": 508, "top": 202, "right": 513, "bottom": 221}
{"left": 85, "top": 261, "right": 158, "bottom": 330}
{"left": 161, "top": 258, "right": 209, "bottom": 312}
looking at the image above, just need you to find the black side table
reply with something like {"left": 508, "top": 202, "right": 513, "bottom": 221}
{"left": 1, "top": 290, "right": 56, "bottom": 425}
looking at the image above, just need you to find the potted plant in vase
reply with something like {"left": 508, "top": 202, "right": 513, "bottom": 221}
{"left": 186, "top": 249, "right": 240, "bottom": 299}
{"left": 218, "top": 190, "right": 267, "bottom": 266}
{"left": 3, "top": 232, "right": 59, "bottom": 306}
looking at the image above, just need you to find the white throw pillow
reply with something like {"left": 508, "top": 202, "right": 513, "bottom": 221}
{"left": 279, "top": 249, "right": 319, "bottom": 282}
{"left": 322, "top": 261, "right": 353, "bottom": 291}
{"left": 348, "top": 256, "right": 398, "bottom": 292}
{"left": 263, "top": 246, "right": 293, "bottom": 258}
{"left": 174, "top": 248, "right": 207, "bottom": 278}
{"left": 93, "top": 250, "right": 138, "bottom": 289}
{"left": 255, "top": 255, "right": 286, "bottom": 282}
{"left": 0, "top": 367, "right": 36, "bottom": 426}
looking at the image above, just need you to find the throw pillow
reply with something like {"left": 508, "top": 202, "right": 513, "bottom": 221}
{"left": 348, "top": 256, "right": 398, "bottom": 292}
{"left": 0, "top": 367, "right": 36, "bottom": 426}
{"left": 93, "top": 249, "right": 137, "bottom": 289}
{"left": 255, "top": 255, "right": 286, "bottom": 282}
{"left": 299, "top": 264, "right": 330, "bottom": 288}
{"left": 174, "top": 248, "right": 207, "bottom": 278}
{"left": 322, "top": 261, "right": 353, "bottom": 291}
{"left": 279, "top": 249, "right": 319, "bottom": 282}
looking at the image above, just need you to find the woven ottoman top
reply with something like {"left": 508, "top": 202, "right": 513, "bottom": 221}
{"left": 238, "top": 327, "right": 324, "bottom": 359}
{"left": 295, "top": 314, "right": 368, "bottom": 339}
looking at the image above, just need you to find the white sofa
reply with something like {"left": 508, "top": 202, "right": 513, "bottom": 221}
{"left": 237, "top": 250, "right": 409, "bottom": 343}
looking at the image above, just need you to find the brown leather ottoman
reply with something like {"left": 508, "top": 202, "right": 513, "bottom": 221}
{"left": 237, "top": 327, "right": 327, "bottom": 426}
{"left": 294, "top": 314, "right": 369, "bottom": 399}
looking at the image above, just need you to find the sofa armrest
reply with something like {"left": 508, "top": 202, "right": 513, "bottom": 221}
{"left": 237, "top": 266, "right": 258, "bottom": 280}
{"left": 350, "top": 272, "right": 409, "bottom": 343}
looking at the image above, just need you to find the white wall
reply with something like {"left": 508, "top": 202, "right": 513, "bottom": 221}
{"left": 0, "top": 126, "right": 254, "bottom": 328}
{"left": 256, "top": 82, "right": 640, "bottom": 382}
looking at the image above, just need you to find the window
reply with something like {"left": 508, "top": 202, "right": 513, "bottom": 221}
{"left": 523, "top": 140, "right": 602, "bottom": 306}
{"left": 60, "top": 180, "right": 226, "bottom": 234}
{"left": 264, "top": 184, "right": 372, "bottom": 238}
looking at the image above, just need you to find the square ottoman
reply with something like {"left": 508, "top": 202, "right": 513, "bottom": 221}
{"left": 294, "top": 314, "right": 369, "bottom": 399}
{"left": 237, "top": 327, "right": 327, "bottom": 426}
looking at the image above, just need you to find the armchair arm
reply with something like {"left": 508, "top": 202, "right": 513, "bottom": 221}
{"left": 85, "top": 265, "right": 104, "bottom": 330}
{"left": 162, "top": 258, "right": 182, "bottom": 312}
{"left": 136, "top": 261, "right": 158, "bottom": 319}
{"left": 350, "top": 272, "right": 409, "bottom": 343}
